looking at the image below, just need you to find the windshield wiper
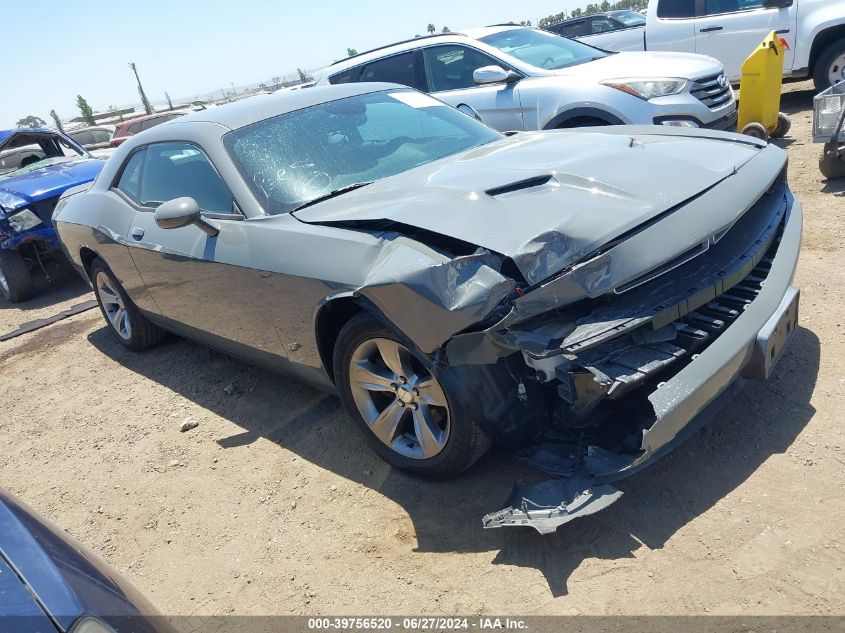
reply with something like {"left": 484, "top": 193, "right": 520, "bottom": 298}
{"left": 292, "top": 182, "right": 373, "bottom": 212}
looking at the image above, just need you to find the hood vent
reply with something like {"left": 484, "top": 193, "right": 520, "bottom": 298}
{"left": 486, "top": 175, "right": 554, "bottom": 197}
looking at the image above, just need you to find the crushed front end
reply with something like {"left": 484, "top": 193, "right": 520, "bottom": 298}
{"left": 441, "top": 143, "right": 802, "bottom": 534}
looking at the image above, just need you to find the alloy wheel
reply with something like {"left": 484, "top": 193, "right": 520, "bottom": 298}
{"left": 829, "top": 52, "right": 845, "bottom": 86}
{"left": 95, "top": 272, "right": 132, "bottom": 341}
{"left": 348, "top": 337, "right": 450, "bottom": 460}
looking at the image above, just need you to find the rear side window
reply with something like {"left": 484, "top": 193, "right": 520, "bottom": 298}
{"left": 70, "top": 130, "right": 94, "bottom": 146}
{"left": 139, "top": 143, "right": 232, "bottom": 212}
{"left": 360, "top": 52, "right": 417, "bottom": 88}
{"left": 657, "top": 0, "right": 695, "bottom": 18}
{"left": 563, "top": 21, "right": 588, "bottom": 36}
{"left": 115, "top": 149, "right": 146, "bottom": 203}
{"left": 329, "top": 66, "right": 363, "bottom": 84}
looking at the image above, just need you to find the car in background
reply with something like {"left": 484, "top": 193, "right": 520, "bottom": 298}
{"left": 315, "top": 25, "right": 736, "bottom": 132}
{"left": 578, "top": 0, "right": 845, "bottom": 90}
{"left": 55, "top": 84, "right": 800, "bottom": 531}
{"left": 68, "top": 124, "right": 116, "bottom": 150}
{"left": 110, "top": 111, "right": 186, "bottom": 147}
{"left": 0, "top": 487, "right": 175, "bottom": 633}
{"left": 544, "top": 10, "right": 646, "bottom": 52}
{"left": 0, "top": 128, "right": 104, "bottom": 301}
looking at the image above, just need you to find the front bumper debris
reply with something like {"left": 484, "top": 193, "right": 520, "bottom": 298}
{"left": 482, "top": 475, "right": 623, "bottom": 534}
{"left": 481, "top": 189, "right": 802, "bottom": 534}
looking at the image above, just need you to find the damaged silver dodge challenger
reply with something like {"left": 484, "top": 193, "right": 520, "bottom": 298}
{"left": 54, "top": 84, "right": 801, "bottom": 534}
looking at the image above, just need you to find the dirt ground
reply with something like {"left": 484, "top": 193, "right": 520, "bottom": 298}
{"left": 1, "top": 83, "right": 843, "bottom": 616}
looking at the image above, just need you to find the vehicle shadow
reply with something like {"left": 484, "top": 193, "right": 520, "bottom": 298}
{"left": 87, "top": 323, "right": 819, "bottom": 597}
{"left": 0, "top": 273, "right": 91, "bottom": 312}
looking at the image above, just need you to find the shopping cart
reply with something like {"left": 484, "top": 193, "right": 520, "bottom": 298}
{"left": 814, "top": 83, "right": 845, "bottom": 180}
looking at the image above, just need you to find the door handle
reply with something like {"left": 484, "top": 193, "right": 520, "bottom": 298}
{"left": 776, "top": 28, "right": 790, "bottom": 34}
{"left": 699, "top": 26, "right": 723, "bottom": 32}
{"left": 131, "top": 226, "right": 145, "bottom": 240}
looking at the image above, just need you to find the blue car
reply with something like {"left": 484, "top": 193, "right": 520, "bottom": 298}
{"left": 0, "top": 128, "right": 104, "bottom": 302}
{"left": 0, "top": 488, "right": 176, "bottom": 633}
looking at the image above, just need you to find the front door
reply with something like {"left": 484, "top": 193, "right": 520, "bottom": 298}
{"left": 694, "top": 0, "right": 797, "bottom": 80}
{"left": 423, "top": 44, "right": 524, "bottom": 132}
{"left": 112, "top": 142, "right": 285, "bottom": 359}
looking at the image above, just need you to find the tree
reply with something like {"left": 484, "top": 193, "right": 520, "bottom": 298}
{"left": 441, "top": 26, "right": 449, "bottom": 33}
{"left": 347, "top": 48, "right": 358, "bottom": 57}
{"left": 49, "top": 110, "right": 64, "bottom": 132}
{"left": 539, "top": 12, "right": 566, "bottom": 27}
{"left": 16, "top": 115, "right": 46, "bottom": 128}
{"left": 129, "top": 62, "right": 153, "bottom": 115}
{"left": 297, "top": 68, "right": 311, "bottom": 83}
{"left": 272, "top": 75, "right": 281, "bottom": 86}
{"left": 571, "top": 7, "right": 583, "bottom": 16}
{"left": 76, "top": 95, "right": 96, "bottom": 126}
{"left": 164, "top": 92, "right": 173, "bottom": 110}
{"left": 600, "top": 0, "right": 611, "bottom": 10}
{"left": 427, "top": 23, "right": 435, "bottom": 35}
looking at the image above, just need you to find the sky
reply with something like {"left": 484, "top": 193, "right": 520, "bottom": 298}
{"left": 1, "top": 0, "right": 586, "bottom": 128}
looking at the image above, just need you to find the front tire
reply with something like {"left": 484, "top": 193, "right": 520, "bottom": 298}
{"left": 0, "top": 249, "right": 35, "bottom": 303}
{"left": 334, "top": 313, "right": 490, "bottom": 478}
{"left": 813, "top": 38, "right": 845, "bottom": 92}
{"left": 90, "top": 258, "right": 166, "bottom": 351}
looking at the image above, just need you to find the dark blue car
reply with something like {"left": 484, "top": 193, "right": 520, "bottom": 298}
{"left": 0, "top": 128, "right": 104, "bottom": 302}
{"left": 0, "top": 488, "right": 176, "bottom": 633}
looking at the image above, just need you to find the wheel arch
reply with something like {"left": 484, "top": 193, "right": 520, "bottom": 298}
{"left": 314, "top": 295, "right": 366, "bottom": 382}
{"left": 79, "top": 246, "right": 101, "bottom": 281}
{"left": 809, "top": 24, "right": 845, "bottom": 75}
{"left": 543, "top": 107, "right": 625, "bottom": 129}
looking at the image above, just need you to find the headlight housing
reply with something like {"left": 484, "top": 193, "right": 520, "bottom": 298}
{"left": 601, "top": 78, "right": 688, "bottom": 100}
{"left": 8, "top": 208, "right": 42, "bottom": 232}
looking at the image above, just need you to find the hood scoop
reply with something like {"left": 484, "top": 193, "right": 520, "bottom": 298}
{"left": 485, "top": 175, "right": 555, "bottom": 197}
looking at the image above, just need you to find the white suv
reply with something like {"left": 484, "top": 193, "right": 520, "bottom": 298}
{"left": 314, "top": 26, "right": 737, "bottom": 132}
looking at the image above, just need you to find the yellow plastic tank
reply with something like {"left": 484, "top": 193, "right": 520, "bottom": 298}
{"left": 738, "top": 31, "right": 791, "bottom": 141}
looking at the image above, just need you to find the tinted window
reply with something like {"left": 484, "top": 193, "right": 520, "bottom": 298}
{"left": 703, "top": 0, "right": 764, "bottom": 15}
{"left": 360, "top": 53, "right": 417, "bottom": 88}
{"left": 563, "top": 21, "right": 588, "bottom": 36}
{"left": 224, "top": 90, "right": 501, "bottom": 215}
{"left": 329, "top": 66, "right": 363, "bottom": 85}
{"left": 589, "top": 17, "right": 616, "bottom": 33}
{"left": 70, "top": 130, "right": 95, "bottom": 146}
{"left": 127, "top": 121, "right": 143, "bottom": 135}
{"left": 91, "top": 129, "right": 112, "bottom": 144}
{"left": 115, "top": 149, "right": 146, "bottom": 203}
{"left": 657, "top": 0, "right": 695, "bottom": 17}
{"left": 135, "top": 143, "right": 232, "bottom": 212}
{"left": 423, "top": 45, "right": 504, "bottom": 92}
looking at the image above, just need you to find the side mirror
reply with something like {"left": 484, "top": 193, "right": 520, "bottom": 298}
{"left": 762, "top": 0, "right": 792, "bottom": 7}
{"left": 473, "top": 65, "right": 520, "bottom": 86}
{"left": 154, "top": 197, "right": 219, "bottom": 237}
{"left": 456, "top": 103, "right": 483, "bottom": 122}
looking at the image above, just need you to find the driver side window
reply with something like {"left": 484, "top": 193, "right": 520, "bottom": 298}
{"left": 115, "top": 142, "right": 234, "bottom": 213}
{"left": 423, "top": 45, "right": 502, "bottom": 92}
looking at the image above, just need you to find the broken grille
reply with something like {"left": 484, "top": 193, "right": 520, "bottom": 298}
{"left": 690, "top": 73, "right": 733, "bottom": 110}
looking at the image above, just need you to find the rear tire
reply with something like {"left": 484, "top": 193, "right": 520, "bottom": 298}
{"left": 0, "top": 249, "right": 35, "bottom": 303}
{"left": 741, "top": 122, "right": 769, "bottom": 141}
{"left": 771, "top": 112, "right": 791, "bottom": 139}
{"left": 334, "top": 313, "right": 491, "bottom": 478}
{"left": 813, "top": 38, "right": 845, "bottom": 92}
{"left": 90, "top": 258, "right": 167, "bottom": 351}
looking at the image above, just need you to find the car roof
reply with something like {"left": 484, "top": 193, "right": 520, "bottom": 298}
{"left": 325, "top": 25, "right": 524, "bottom": 77}
{"left": 0, "top": 128, "right": 57, "bottom": 146}
{"left": 549, "top": 12, "right": 611, "bottom": 26}
{"left": 166, "top": 83, "right": 404, "bottom": 131}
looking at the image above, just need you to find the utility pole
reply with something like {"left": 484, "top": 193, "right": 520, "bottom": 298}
{"left": 129, "top": 62, "right": 153, "bottom": 115}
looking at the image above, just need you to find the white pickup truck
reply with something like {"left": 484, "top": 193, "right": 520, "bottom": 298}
{"left": 573, "top": 0, "right": 845, "bottom": 90}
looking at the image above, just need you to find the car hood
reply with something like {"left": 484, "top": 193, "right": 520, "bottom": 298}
{"left": 553, "top": 51, "right": 721, "bottom": 80}
{"left": 0, "top": 158, "right": 104, "bottom": 212}
{"left": 293, "top": 128, "right": 763, "bottom": 285}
